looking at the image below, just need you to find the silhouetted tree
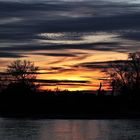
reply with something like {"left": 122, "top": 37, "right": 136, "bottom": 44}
{"left": 108, "top": 52, "right": 140, "bottom": 97}
{"left": 6, "top": 60, "right": 39, "bottom": 93}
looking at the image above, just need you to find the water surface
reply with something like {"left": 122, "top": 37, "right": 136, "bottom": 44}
{"left": 0, "top": 118, "right": 140, "bottom": 140}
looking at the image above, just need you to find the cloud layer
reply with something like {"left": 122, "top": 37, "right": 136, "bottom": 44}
{"left": 0, "top": 0, "right": 140, "bottom": 57}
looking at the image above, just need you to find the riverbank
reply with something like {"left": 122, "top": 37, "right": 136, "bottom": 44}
{"left": 1, "top": 113, "right": 140, "bottom": 119}
{"left": 0, "top": 91, "right": 140, "bottom": 119}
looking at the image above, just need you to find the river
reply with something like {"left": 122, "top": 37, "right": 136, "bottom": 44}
{"left": 0, "top": 118, "right": 140, "bottom": 140}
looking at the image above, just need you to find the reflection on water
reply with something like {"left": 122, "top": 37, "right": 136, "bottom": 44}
{"left": 0, "top": 118, "right": 140, "bottom": 140}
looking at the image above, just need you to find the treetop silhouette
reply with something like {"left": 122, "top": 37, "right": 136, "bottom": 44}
{"left": 5, "top": 60, "right": 39, "bottom": 93}
{"left": 7, "top": 60, "right": 39, "bottom": 83}
{"left": 108, "top": 52, "right": 140, "bottom": 97}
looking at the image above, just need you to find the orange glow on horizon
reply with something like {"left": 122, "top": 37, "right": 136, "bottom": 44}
{"left": 0, "top": 50, "right": 128, "bottom": 91}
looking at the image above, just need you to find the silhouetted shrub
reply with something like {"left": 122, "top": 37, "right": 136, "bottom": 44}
{"left": 5, "top": 60, "right": 39, "bottom": 93}
{"left": 108, "top": 52, "right": 140, "bottom": 98}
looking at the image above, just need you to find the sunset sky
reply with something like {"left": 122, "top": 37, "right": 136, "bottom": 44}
{"left": 0, "top": 0, "right": 140, "bottom": 91}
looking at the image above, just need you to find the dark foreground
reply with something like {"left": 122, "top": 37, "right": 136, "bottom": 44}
{"left": 0, "top": 91, "right": 140, "bottom": 119}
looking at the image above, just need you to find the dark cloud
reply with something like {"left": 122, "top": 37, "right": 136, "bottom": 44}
{"left": 0, "top": 52, "right": 25, "bottom": 58}
{"left": 1, "top": 12, "right": 140, "bottom": 38}
{"left": 33, "top": 53, "right": 78, "bottom": 57}
{"left": 40, "top": 83, "right": 93, "bottom": 88}
{"left": 0, "top": 0, "right": 140, "bottom": 40}
{"left": 0, "top": 0, "right": 140, "bottom": 59}
{"left": 0, "top": 42, "right": 119, "bottom": 52}
{"left": 35, "top": 79, "right": 90, "bottom": 84}
{"left": 34, "top": 78, "right": 91, "bottom": 88}
{"left": 120, "top": 31, "right": 140, "bottom": 41}
{"left": 45, "top": 67, "right": 77, "bottom": 74}
{"left": 76, "top": 60, "right": 129, "bottom": 69}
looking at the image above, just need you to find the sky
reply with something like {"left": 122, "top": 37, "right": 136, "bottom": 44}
{"left": 0, "top": 0, "right": 140, "bottom": 91}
